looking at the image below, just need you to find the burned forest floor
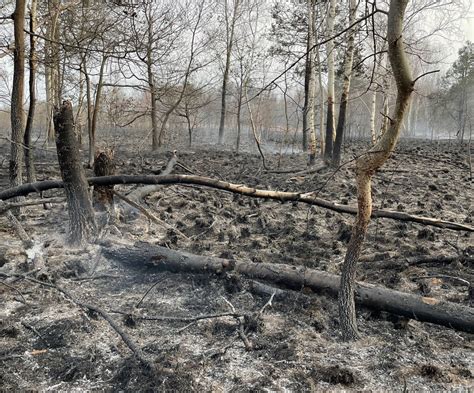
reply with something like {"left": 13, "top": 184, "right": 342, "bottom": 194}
{"left": 1, "top": 138, "right": 473, "bottom": 391}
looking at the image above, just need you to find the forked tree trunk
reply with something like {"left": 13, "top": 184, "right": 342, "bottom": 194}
{"left": 338, "top": 0, "right": 414, "bottom": 341}
{"left": 323, "top": 0, "right": 336, "bottom": 161}
{"left": 24, "top": 0, "right": 37, "bottom": 183}
{"left": 332, "top": 0, "right": 358, "bottom": 167}
{"left": 54, "top": 101, "right": 97, "bottom": 245}
{"left": 10, "top": 0, "right": 26, "bottom": 192}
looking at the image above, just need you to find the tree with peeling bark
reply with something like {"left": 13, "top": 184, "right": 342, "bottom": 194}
{"left": 54, "top": 100, "right": 97, "bottom": 245}
{"left": 338, "top": 0, "right": 414, "bottom": 341}
{"left": 9, "top": 0, "right": 26, "bottom": 193}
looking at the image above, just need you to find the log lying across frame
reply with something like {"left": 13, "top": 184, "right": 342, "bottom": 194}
{"left": 101, "top": 242, "right": 474, "bottom": 334}
{"left": 0, "top": 174, "right": 472, "bottom": 232}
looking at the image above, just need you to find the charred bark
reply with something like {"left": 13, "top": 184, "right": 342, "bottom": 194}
{"left": 101, "top": 243, "right": 474, "bottom": 334}
{"left": 93, "top": 149, "right": 115, "bottom": 211}
{"left": 24, "top": 0, "right": 37, "bottom": 183}
{"left": 54, "top": 101, "right": 97, "bottom": 245}
{"left": 10, "top": 0, "right": 26, "bottom": 192}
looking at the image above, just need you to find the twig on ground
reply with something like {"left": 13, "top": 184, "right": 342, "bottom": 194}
{"left": 117, "top": 312, "right": 240, "bottom": 322}
{"left": 1, "top": 280, "right": 27, "bottom": 303}
{"left": 237, "top": 316, "right": 253, "bottom": 351}
{"left": 70, "top": 274, "right": 122, "bottom": 282}
{"left": 14, "top": 274, "right": 154, "bottom": 371}
{"left": 135, "top": 277, "right": 168, "bottom": 308}
{"left": 0, "top": 197, "right": 64, "bottom": 214}
{"left": 21, "top": 321, "right": 49, "bottom": 347}
{"left": 176, "top": 161, "right": 194, "bottom": 174}
{"left": 113, "top": 190, "right": 189, "bottom": 240}
{"left": 259, "top": 292, "right": 276, "bottom": 315}
{"left": 411, "top": 275, "right": 471, "bottom": 287}
{"left": 3, "top": 209, "right": 31, "bottom": 245}
{"left": 221, "top": 296, "right": 236, "bottom": 313}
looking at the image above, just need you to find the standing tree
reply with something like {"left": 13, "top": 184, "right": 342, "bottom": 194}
{"left": 23, "top": 0, "right": 37, "bottom": 183}
{"left": 338, "top": 0, "right": 414, "bottom": 340}
{"left": 444, "top": 41, "right": 473, "bottom": 143}
{"left": 323, "top": 0, "right": 336, "bottom": 161}
{"left": 217, "top": 0, "right": 242, "bottom": 145}
{"left": 54, "top": 101, "right": 97, "bottom": 245}
{"left": 305, "top": 0, "right": 317, "bottom": 165}
{"left": 10, "top": 0, "right": 25, "bottom": 191}
{"left": 332, "top": 0, "right": 358, "bottom": 166}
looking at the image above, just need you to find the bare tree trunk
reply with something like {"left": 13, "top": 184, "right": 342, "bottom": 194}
{"left": 323, "top": 0, "right": 336, "bottom": 161}
{"left": 369, "top": 90, "right": 377, "bottom": 144}
{"left": 332, "top": 0, "right": 358, "bottom": 167}
{"left": 236, "top": 80, "right": 243, "bottom": 153}
{"left": 302, "top": 42, "right": 310, "bottom": 152}
{"left": 10, "top": 0, "right": 26, "bottom": 192}
{"left": 244, "top": 81, "right": 267, "bottom": 169}
{"left": 158, "top": 2, "right": 204, "bottom": 147}
{"left": 24, "top": 0, "right": 37, "bottom": 183}
{"left": 306, "top": 0, "right": 317, "bottom": 165}
{"left": 338, "top": 0, "right": 414, "bottom": 341}
{"left": 316, "top": 39, "right": 325, "bottom": 155}
{"left": 46, "top": 0, "right": 60, "bottom": 144}
{"left": 88, "top": 55, "right": 107, "bottom": 167}
{"left": 103, "top": 243, "right": 474, "bottom": 334}
{"left": 218, "top": 0, "right": 241, "bottom": 145}
{"left": 54, "top": 101, "right": 97, "bottom": 245}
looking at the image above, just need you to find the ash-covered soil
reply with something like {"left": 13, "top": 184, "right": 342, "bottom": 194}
{"left": 1, "top": 139, "right": 473, "bottom": 391}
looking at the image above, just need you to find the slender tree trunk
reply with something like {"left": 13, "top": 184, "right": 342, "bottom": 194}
{"left": 46, "top": 0, "right": 60, "bottom": 143}
{"left": 369, "top": 90, "right": 377, "bottom": 144}
{"left": 158, "top": 3, "right": 203, "bottom": 147}
{"left": 244, "top": 80, "right": 266, "bottom": 169}
{"left": 10, "top": 0, "right": 26, "bottom": 192}
{"left": 218, "top": 0, "right": 240, "bottom": 145}
{"left": 302, "top": 43, "right": 310, "bottom": 152}
{"left": 54, "top": 101, "right": 97, "bottom": 245}
{"left": 88, "top": 55, "right": 107, "bottom": 167}
{"left": 306, "top": 0, "right": 317, "bottom": 165}
{"left": 185, "top": 106, "right": 193, "bottom": 147}
{"left": 316, "top": 39, "right": 325, "bottom": 155}
{"left": 236, "top": 80, "right": 243, "bottom": 153}
{"left": 332, "top": 0, "right": 358, "bottom": 167}
{"left": 338, "top": 0, "right": 414, "bottom": 341}
{"left": 24, "top": 0, "right": 37, "bottom": 183}
{"left": 323, "top": 0, "right": 336, "bottom": 161}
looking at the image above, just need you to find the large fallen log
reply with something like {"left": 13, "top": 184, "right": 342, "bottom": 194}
{"left": 0, "top": 174, "right": 472, "bottom": 232}
{"left": 101, "top": 242, "right": 474, "bottom": 334}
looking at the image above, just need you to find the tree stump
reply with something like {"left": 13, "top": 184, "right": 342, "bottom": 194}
{"left": 54, "top": 100, "right": 97, "bottom": 245}
{"left": 93, "top": 148, "right": 115, "bottom": 211}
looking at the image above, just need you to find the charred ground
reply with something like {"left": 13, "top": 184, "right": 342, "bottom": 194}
{"left": 1, "top": 139, "right": 473, "bottom": 391}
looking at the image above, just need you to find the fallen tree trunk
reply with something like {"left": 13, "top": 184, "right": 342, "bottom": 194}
{"left": 0, "top": 175, "right": 472, "bottom": 232}
{"left": 101, "top": 242, "right": 474, "bottom": 334}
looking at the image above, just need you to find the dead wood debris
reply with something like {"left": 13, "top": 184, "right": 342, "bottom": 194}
{"left": 9, "top": 274, "right": 155, "bottom": 372}
{"left": 1, "top": 174, "right": 472, "bottom": 232}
